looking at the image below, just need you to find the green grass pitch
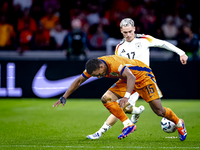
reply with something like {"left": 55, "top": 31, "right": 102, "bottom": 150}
{"left": 0, "top": 99, "right": 200, "bottom": 150}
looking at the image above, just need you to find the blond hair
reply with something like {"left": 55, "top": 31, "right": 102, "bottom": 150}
{"left": 120, "top": 18, "right": 134, "bottom": 28}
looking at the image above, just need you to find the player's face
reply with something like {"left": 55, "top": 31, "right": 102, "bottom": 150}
{"left": 91, "top": 64, "right": 107, "bottom": 78}
{"left": 120, "top": 25, "right": 135, "bottom": 42}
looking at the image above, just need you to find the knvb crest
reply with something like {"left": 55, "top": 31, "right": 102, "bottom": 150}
{"left": 110, "top": 72, "right": 119, "bottom": 76}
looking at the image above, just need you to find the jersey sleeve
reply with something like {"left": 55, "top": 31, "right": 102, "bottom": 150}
{"left": 150, "top": 37, "right": 185, "bottom": 56}
{"left": 82, "top": 69, "right": 91, "bottom": 79}
{"left": 118, "top": 64, "right": 127, "bottom": 76}
{"left": 115, "top": 44, "right": 120, "bottom": 56}
{"left": 115, "top": 39, "right": 125, "bottom": 56}
{"left": 110, "top": 57, "right": 127, "bottom": 76}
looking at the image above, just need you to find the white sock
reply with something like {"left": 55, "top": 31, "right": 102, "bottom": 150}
{"left": 131, "top": 106, "right": 141, "bottom": 114}
{"left": 97, "top": 122, "right": 111, "bottom": 135}
{"left": 176, "top": 119, "right": 182, "bottom": 128}
{"left": 123, "top": 119, "right": 133, "bottom": 128}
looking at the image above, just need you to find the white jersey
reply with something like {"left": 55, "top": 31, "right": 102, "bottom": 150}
{"left": 115, "top": 34, "right": 185, "bottom": 66}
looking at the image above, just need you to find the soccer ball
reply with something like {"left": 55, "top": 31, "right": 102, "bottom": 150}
{"left": 161, "top": 118, "right": 176, "bottom": 133}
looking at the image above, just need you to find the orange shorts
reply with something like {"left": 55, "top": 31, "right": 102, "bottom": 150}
{"left": 109, "top": 79, "right": 163, "bottom": 103}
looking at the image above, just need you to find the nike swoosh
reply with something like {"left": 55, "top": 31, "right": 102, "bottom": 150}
{"left": 32, "top": 64, "right": 99, "bottom": 98}
{"left": 149, "top": 94, "right": 154, "bottom": 98}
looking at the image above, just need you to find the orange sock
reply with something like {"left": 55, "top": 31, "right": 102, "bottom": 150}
{"left": 103, "top": 101, "right": 128, "bottom": 122}
{"left": 164, "top": 107, "right": 179, "bottom": 124}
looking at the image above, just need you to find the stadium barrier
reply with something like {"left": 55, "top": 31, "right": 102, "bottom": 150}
{"left": 0, "top": 60, "right": 199, "bottom": 99}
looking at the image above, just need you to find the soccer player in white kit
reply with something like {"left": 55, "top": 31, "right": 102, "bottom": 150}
{"left": 87, "top": 18, "right": 188, "bottom": 139}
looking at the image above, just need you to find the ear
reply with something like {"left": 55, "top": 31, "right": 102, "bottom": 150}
{"left": 120, "top": 28, "right": 123, "bottom": 34}
{"left": 100, "top": 63, "right": 104, "bottom": 68}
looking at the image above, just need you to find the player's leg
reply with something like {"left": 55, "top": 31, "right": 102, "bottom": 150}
{"left": 86, "top": 94, "right": 119, "bottom": 139}
{"left": 137, "top": 82, "right": 187, "bottom": 141}
{"left": 98, "top": 93, "right": 142, "bottom": 133}
{"left": 87, "top": 93, "right": 144, "bottom": 140}
{"left": 86, "top": 121, "right": 112, "bottom": 139}
{"left": 149, "top": 99, "right": 187, "bottom": 141}
{"left": 86, "top": 90, "right": 131, "bottom": 139}
{"left": 87, "top": 98, "right": 125, "bottom": 139}
{"left": 125, "top": 92, "right": 145, "bottom": 123}
{"left": 86, "top": 102, "right": 133, "bottom": 139}
{"left": 106, "top": 114, "right": 118, "bottom": 126}
{"left": 102, "top": 79, "right": 133, "bottom": 125}
{"left": 87, "top": 80, "right": 136, "bottom": 139}
{"left": 101, "top": 90, "right": 136, "bottom": 139}
{"left": 101, "top": 90, "right": 131, "bottom": 125}
{"left": 106, "top": 92, "right": 145, "bottom": 125}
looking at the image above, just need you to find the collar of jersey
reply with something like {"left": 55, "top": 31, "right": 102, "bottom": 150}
{"left": 99, "top": 59, "right": 109, "bottom": 75}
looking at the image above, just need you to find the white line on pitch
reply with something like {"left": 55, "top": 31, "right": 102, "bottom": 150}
{"left": 0, "top": 145, "right": 199, "bottom": 149}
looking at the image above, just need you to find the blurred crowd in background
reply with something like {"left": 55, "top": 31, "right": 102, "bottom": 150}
{"left": 0, "top": 0, "right": 199, "bottom": 60}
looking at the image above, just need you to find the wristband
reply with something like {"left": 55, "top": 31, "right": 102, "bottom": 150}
{"left": 59, "top": 96, "right": 66, "bottom": 104}
{"left": 124, "top": 92, "right": 131, "bottom": 98}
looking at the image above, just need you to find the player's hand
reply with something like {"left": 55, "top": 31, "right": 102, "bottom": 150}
{"left": 180, "top": 54, "right": 188, "bottom": 65}
{"left": 119, "top": 97, "right": 129, "bottom": 108}
{"left": 53, "top": 96, "right": 66, "bottom": 107}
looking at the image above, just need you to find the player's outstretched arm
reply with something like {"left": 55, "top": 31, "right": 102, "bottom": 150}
{"left": 53, "top": 75, "right": 87, "bottom": 107}
{"left": 151, "top": 38, "right": 188, "bottom": 64}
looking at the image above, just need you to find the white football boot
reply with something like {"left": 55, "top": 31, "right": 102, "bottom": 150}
{"left": 131, "top": 105, "right": 145, "bottom": 124}
{"left": 86, "top": 132, "right": 102, "bottom": 139}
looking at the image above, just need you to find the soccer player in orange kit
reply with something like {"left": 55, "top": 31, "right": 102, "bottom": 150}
{"left": 53, "top": 55, "right": 187, "bottom": 141}
{"left": 87, "top": 18, "right": 188, "bottom": 140}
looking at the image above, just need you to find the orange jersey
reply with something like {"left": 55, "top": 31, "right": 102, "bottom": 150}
{"left": 82, "top": 55, "right": 156, "bottom": 89}
{"left": 40, "top": 15, "right": 59, "bottom": 30}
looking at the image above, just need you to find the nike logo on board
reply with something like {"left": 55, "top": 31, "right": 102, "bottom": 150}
{"left": 32, "top": 64, "right": 99, "bottom": 98}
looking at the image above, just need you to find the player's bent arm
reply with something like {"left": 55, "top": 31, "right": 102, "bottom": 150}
{"left": 122, "top": 67, "right": 136, "bottom": 94}
{"left": 119, "top": 67, "right": 136, "bottom": 108}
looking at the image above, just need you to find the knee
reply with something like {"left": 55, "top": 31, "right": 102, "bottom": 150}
{"left": 101, "top": 94, "right": 111, "bottom": 104}
{"left": 101, "top": 95, "right": 107, "bottom": 104}
{"left": 124, "top": 107, "right": 131, "bottom": 114}
{"left": 101, "top": 90, "right": 118, "bottom": 104}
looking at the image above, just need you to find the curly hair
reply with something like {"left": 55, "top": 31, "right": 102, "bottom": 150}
{"left": 85, "top": 59, "right": 102, "bottom": 74}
